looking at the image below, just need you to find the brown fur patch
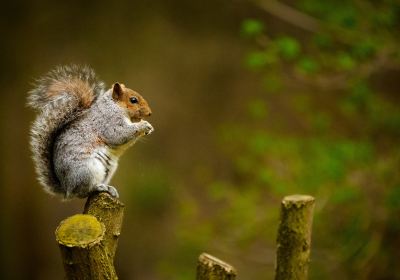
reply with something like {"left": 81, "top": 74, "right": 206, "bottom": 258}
{"left": 112, "top": 84, "right": 152, "bottom": 121}
{"left": 47, "top": 78, "right": 94, "bottom": 108}
{"left": 82, "top": 137, "right": 106, "bottom": 154}
{"left": 95, "top": 137, "right": 105, "bottom": 146}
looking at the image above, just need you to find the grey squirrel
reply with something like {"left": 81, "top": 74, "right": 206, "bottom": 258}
{"left": 28, "top": 65, "right": 154, "bottom": 199}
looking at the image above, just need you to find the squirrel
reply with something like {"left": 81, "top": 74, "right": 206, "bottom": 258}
{"left": 27, "top": 65, "right": 154, "bottom": 199}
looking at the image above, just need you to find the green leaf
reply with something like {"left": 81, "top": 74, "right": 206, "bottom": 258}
{"left": 241, "top": 19, "right": 264, "bottom": 37}
{"left": 245, "top": 51, "right": 276, "bottom": 69}
{"left": 245, "top": 51, "right": 267, "bottom": 68}
{"left": 276, "top": 36, "right": 301, "bottom": 60}
{"left": 337, "top": 52, "right": 356, "bottom": 70}
{"left": 297, "top": 57, "right": 319, "bottom": 73}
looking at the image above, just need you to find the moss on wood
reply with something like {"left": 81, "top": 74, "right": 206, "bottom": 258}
{"left": 56, "top": 213, "right": 117, "bottom": 279}
{"left": 56, "top": 214, "right": 104, "bottom": 247}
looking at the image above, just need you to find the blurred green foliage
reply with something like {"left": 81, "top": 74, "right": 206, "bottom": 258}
{"left": 240, "top": 19, "right": 264, "bottom": 37}
{"left": 157, "top": 0, "right": 400, "bottom": 279}
{"left": 227, "top": 0, "right": 400, "bottom": 278}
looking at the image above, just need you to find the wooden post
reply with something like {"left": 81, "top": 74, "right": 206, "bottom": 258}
{"left": 275, "top": 194, "right": 315, "bottom": 280}
{"left": 55, "top": 214, "right": 117, "bottom": 279}
{"left": 197, "top": 253, "right": 237, "bottom": 280}
{"left": 56, "top": 192, "right": 124, "bottom": 279}
{"left": 83, "top": 192, "right": 125, "bottom": 260}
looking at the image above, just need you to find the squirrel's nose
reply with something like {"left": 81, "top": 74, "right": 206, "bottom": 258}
{"left": 146, "top": 111, "right": 152, "bottom": 117}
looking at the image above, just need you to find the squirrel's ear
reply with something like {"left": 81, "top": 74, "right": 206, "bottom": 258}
{"left": 112, "top": 83, "right": 122, "bottom": 100}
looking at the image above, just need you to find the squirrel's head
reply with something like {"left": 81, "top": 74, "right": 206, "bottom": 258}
{"left": 112, "top": 82, "right": 152, "bottom": 122}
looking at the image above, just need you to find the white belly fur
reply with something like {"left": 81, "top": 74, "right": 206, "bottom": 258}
{"left": 88, "top": 146, "right": 119, "bottom": 185}
{"left": 87, "top": 156, "right": 107, "bottom": 184}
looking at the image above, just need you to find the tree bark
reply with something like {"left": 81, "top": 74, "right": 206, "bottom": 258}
{"left": 275, "top": 194, "right": 315, "bottom": 280}
{"left": 83, "top": 192, "right": 125, "bottom": 260}
{"left": 197, "top": 253, "right": 237, "bottom": 280}
{"left": 55, "top": 214, "right": 117, "bottom": 280}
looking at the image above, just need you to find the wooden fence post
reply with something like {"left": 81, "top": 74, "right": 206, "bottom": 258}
{"left": 197, "top": 253, "right": 237, "bottom": 280}
{"left": 275, "top": 194, "right": 315, "bottom": 280}
{"left": 55, "top": 192, "right": 124, "bottom": 279}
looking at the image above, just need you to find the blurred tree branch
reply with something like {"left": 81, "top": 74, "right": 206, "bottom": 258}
{"left": 249, "top": 1, "right": 400, "bottom": 90}
{"left": 291, "top": 47, "right": 399, "bottom": 90}
{"left": 255, "top": 0, "right": 321, "bottom": 32}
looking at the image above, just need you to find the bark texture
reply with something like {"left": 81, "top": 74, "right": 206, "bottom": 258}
{"left": 197, "top": 253, "right": 237, "bottom": 280}
{"left": 84, "top": 192, "right": 125, "bottom": 260}
{"left": 275, "top": 194, "right": 315, "bottom": 280}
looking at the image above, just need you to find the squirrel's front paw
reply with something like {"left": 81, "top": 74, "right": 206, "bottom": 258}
{"left": 94, "top": 184, "right": 119, "bottom": 198}
{"left": 137, "top": 120, "right": 154, "bottom": 136}
{"left": 144, "top": 122, "right": 154, "bottom": 135}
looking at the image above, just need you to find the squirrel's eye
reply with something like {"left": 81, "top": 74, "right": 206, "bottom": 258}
{"left": 129, "top": 97, "right": 138, "bottom": 104}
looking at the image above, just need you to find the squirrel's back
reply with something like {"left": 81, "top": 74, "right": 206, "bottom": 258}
{"left": 28, "top": 65, "right": 105, "bottom": 195}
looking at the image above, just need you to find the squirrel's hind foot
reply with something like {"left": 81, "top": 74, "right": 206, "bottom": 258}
{"left": 94, "top": 184, "right": 119, "bottom": 198}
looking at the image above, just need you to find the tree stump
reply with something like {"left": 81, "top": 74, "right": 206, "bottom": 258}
{"left": 275, "top": 194, "right": 315, "bottom": 280}
{"left": 197, "top": 253, "right": 237, "bottom": 280}
{"left": 55, "top": 214, "right": 117, "bottom": 279}
{"left": 55, "top": 192, "right": 124, "bottom": 279}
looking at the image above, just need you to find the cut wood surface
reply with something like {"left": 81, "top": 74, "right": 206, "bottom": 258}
{"left": 55, "top": 214, "right": 117, "bottom": 279}
{"left": 197, "top": 252, "right": 237, "bottom": 280}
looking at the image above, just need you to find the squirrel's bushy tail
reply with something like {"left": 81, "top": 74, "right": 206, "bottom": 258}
{"left": 28, "top": 65, "right": 105, "bottom": 195}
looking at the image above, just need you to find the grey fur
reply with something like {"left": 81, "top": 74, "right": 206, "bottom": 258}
{"left": 28, "top": 65, "right": 153, "bottom": 199}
